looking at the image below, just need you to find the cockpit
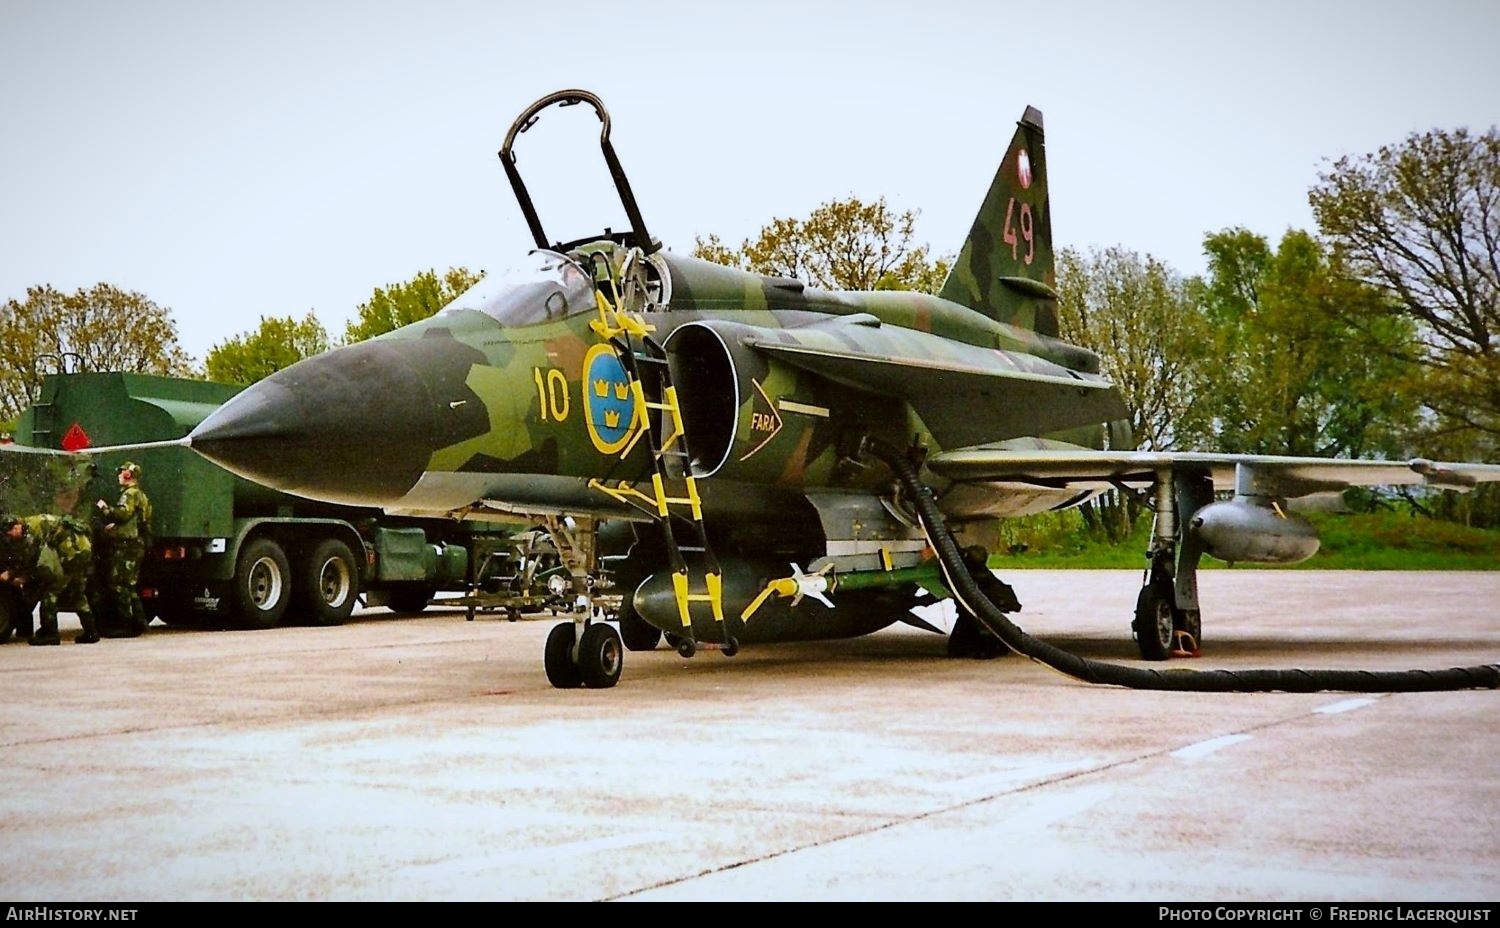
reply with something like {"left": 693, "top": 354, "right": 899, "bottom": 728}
{"left": 439, "top": 250, "right": 596, "bottom": 326}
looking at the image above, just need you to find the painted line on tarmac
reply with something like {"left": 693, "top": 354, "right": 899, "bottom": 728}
{"left": 946, "top": 760, "right": 1096, "bottom": 795}
{"left": 608, "top": 692, "right": 1401, "bottom": 900}
{"left": 1314, "top": 697, "right": 1378, "bottom": 715}
{"left": 989, "top": 782, "right": 1116, "bottom": 832}
{"left": 1170, "top": 733, "right": 1253, "bottom": 761}
{"left": 1168, "top": 697, "right": 1381, "bottom": 760}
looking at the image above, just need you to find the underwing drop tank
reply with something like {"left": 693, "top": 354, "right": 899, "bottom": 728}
{"left": 1190, "top": 498, "right": 1320, "bottom": 564}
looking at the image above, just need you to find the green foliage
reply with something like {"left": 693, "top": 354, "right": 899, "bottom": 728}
{"left": 0, "top": 448, "right": 96, "bottom": 518}
{"left": 0, "top": 284, "right": 192, "bottom": 423}
{"left": 1423, "top": 483, "right": 1500, "bottom": 529}
{"left": 345, "top": 267, "right": 483, "bottom": 343}
{"left": 1055, "top": 246, "right": 1207, "bottom": 452}
{"left": 990, "top": 507, "right": 1500, "bottom": 570}
{"left": 204, "top": 312, "right": 331, "bottom": 385}
{"left": 883, "top": 256, "right": 952, "bottom": 296}
{"left": 693, "top": 196, "right": 950, "bottom": 293}
{"left": 1176, "top": 229, "right": 1421, "bottom": 459}
{"left": 1310, "top": 126, "right": 1500, "bottom": 454}
{"left": 1311, "top": 509, "right": 1500, "bottom": 564}
{"left": 986, "top": 506, "right": 1152, "bottom": 565}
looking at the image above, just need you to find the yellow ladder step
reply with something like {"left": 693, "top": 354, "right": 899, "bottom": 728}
{"left": 670, "top": 571, "right": 725, "bottom": 627}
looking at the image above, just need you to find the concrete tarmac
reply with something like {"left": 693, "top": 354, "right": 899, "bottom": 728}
{"left": 0, "top": 570, "right": 1496, "bottom": 902}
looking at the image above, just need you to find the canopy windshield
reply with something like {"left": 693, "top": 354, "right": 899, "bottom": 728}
{"left": 441, "top": 251, "right": 595, "bottom": 327}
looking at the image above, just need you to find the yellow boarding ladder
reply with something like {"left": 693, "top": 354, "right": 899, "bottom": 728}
{"left": 587, "top": 291, "right": 730, "bottom": 656}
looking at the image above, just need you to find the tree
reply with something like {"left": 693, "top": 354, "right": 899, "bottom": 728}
{"left": 1309, "top": 126, "right": 1500, "bottom": 450}
{"left": 1055, "top": 246, "right": 1207, "bottom": 453}
{"left": 1179, "top": 228, "right": 1421, "bottom": 460}
{"left": 344, "top": 268, "right": 483, "bottom": 344}
{"left": 1051, "top": 247, "right": 1207, "bottom": 541}
{"left": 0, "top": 284, "right": 191, "bottom": 422}
{"left": 204, "top": 313, "right": 332, "bottom": 385}
{"left": 693, "top": 196, "right": 950, "bottom": 293}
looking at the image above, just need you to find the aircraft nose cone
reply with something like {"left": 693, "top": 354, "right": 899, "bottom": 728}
{"left": 191, "top": 338, "right": 475, "bottom": 507}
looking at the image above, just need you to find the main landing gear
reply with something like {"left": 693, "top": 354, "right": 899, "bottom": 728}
{"left": 1131, "top": 472, "right": 1211, "bottom": 661}
{"left": 872, "top": 437, "right": 1500, "bottom": 692}
{"left": 545, "top": 619, "right": 624, "bottom": 689}
{"left": 946, "top": 546, "right": 1016, "bottom": 659}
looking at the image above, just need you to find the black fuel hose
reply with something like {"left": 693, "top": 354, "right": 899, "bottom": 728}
{"left": 871, "top": 441, "right": 1500, "bottom": 693}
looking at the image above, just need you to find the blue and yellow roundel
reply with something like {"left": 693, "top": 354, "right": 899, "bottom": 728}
{"left": 583, "top": 343, "right": 641, "bottom": 455}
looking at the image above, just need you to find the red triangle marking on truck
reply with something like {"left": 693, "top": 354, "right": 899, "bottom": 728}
{"left": 61, "top": 423, "right": 91, "bottom": 452}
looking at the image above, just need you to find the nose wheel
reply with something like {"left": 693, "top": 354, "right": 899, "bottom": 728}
{"left": 544, "top": 623, "right": 583, "bottom": 688}
{"left": 544, "top": 620, "right": 624, "bottom": 689}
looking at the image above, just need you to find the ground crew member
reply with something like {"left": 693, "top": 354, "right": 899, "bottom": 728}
{"left": 0, "top": 514, "right": 38, "bottom": 642}
{"left": 96, "top": 461, "right": 151, "bottom": 637}
{"left": 0, "top": 513, "right": 98, "bottom": 645}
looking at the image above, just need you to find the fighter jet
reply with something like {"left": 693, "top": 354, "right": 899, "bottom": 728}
{"left": 188, "top": 90, "right": 1500, "bottom": 689}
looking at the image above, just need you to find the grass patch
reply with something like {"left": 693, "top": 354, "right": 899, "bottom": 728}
{"left": 983, "top": 510, "right": 1500, "bottom": 570}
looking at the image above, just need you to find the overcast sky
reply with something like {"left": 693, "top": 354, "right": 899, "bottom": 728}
{"left": 3, "top": 0, "right": 1497, "bottom": 363}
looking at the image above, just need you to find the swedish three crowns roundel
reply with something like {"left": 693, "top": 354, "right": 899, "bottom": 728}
{"left": 583, "top": 343, "right": 641, "bottom": 455}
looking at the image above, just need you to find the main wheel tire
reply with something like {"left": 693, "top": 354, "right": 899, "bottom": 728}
{"left": 617, "top": 602, "right": 661, "bottom": 652}
{"left": 578, "top": 623, "right": 624, "bottom": 689}
{"left": 386, "top": 586, "right": 435, "bottom": 614}
{"left": 1133, "top": 581, "right": 1177, "bottom": 662}
{"left": 298, "top": 539, "right": 360, "bottom": 627}
{"left": 544, "top": 622, "right": 583, "bottom": 689}
{"left": 233, "top": 537, "right": 291, "bottom": 630}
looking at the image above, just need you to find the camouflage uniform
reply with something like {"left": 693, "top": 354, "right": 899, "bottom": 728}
{"left": 19, "top": 514, "right": 97, "bottom": 645}
{"left": 98, "top": 463, "right": 150, "bottom": 637}
{"left": 85, "top": 507, "right": 112, "bottom": 632}
{"left": 0, "top": 516, "right": 39, "bottom": 641}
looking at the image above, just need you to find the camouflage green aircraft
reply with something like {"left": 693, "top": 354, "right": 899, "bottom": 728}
{"left": 187, "top": 90, "right": 1500, "bottom": 689}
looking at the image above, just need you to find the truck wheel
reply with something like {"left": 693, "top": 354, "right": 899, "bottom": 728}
{"left": 386, "top": 586, "right": 435, "bottom": 614}
{"left": 233, "top": 537, "right": 291, "bottom": 630}
{"left": 298, "top": 539, "right": 360, "bottom": 627}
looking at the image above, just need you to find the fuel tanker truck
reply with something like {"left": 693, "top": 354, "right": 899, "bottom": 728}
{"left": 2, "top": 370, "right": 527, "bottom": 637}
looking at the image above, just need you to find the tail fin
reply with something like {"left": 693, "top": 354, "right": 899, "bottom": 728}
{"left": 938, "top": 105, "right": 1059, "bottom": 337}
